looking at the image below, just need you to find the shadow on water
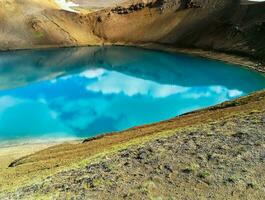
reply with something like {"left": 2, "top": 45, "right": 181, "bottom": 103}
{"left": 0, "top": 46, "right": 265, "bottom": 142}
{"left": 0, "top": 46, "right": 264, "bottom": 91}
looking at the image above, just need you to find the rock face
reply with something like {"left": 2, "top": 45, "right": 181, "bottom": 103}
{"left": 160, "top": 0, "right": 265, "bottom": 62}
{"left": 94, "top": 0, "right": 265, "bottom": 62}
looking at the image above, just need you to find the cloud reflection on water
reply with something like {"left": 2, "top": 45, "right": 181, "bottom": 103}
{"left": 0, "top": 68, "right": 244, "bottom": 140}
{"left": 0, "top": 46, "right": 264, "bottom": 142}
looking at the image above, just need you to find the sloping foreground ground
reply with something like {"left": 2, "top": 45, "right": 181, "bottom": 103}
{"left": 1, "top": 90, "right": 265, "bottom": 199}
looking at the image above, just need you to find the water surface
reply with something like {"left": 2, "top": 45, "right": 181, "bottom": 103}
{"left": 0, "top": 46, "right": 265, "bottom": 143}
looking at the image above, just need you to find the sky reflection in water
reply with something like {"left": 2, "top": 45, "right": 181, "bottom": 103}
{"left": 0, "top": 46, "right": 265, "bottom": 142}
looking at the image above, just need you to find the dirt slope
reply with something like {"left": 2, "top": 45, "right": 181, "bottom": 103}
{"left": 161, "top": 1, "right": 265, "bottom": 62}
{"left": 0, "top": 0, "right": 101, "bottom": 50}
{"left": 0, "top": 0, "right": 264, "bottom": 64}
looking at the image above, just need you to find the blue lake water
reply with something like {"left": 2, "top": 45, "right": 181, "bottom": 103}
{"left": 0, "top": 46, "right": 265, "bottom": 143}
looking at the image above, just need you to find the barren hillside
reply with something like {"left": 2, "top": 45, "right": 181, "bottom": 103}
{"left": 0, "top": 0, "right": 264, "bottom": 64}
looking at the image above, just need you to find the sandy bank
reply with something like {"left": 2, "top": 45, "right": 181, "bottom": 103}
{"left": 0, "top": 143, "right": 59, "bottom": 169}
{"left": 0, "top": 139, "right": 81, "bottom": 169}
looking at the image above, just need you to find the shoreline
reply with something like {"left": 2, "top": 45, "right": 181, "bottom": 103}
{"left": 0, "top": 140, "right": 81, "bottom": 169}
{"left": 0, "top": 43, "right": 264, "bottom": 168}
{"left": 1, "top": 42, "right": 264, "bottom": 74}
{"left": 0, "top": 137, "right": 81, "bottom": 148}
{"left": 135, "top": 43, "right": 265, "bottom": 74}
{"left": 0, "top": 143, "right": 59, "bottom": 170}
{"left": 0, "top": 137, "right": 81, "bottom": 169}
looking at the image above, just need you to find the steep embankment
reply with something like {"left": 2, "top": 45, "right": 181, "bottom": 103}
{"left": 161, "top": 0, "right": 265, "bottom": 62}
{"left": 0, "top": 0, "right": 100, "bottom": 50}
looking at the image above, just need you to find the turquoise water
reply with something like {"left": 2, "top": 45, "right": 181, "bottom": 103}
{"left": 0, "top": 46, "right": 265, "bottom": 143}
